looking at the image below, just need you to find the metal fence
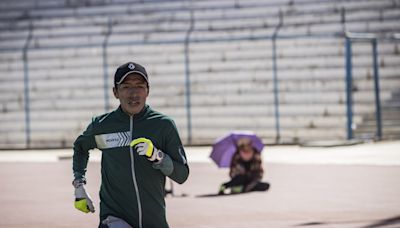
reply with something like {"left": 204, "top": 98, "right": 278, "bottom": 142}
{"left": 2, "top": 7, "right": 400, "bottom": 148}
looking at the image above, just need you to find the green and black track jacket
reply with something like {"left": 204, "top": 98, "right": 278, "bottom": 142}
{"left": 73, "top": 104, "right": 189, "bottom": 228}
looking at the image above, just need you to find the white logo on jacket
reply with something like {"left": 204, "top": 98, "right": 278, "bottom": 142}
{"left": 95, "top": 131, "right": 131, "bottom": 149}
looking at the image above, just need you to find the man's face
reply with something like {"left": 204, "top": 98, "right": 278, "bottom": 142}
{"left": 113, "top": 74, "right": 149, "bottom": 116}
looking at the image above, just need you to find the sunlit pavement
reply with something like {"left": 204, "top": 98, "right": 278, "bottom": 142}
{"left": 0, "top": 141, "right": 399, "bottom": 227}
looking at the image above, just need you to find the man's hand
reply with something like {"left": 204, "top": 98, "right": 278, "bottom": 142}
{"left": 130, "top": 138, "right": 164, "bottom": 163}
{"left": 73, "top": 180, "right": 95, "bottom": 213}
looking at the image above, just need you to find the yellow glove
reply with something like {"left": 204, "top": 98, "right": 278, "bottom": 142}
{"left": 130, "top": 138, "right": 164, "bottom": 162}
{"left": 73, "top": 180, "right": 95, "bottom": 213}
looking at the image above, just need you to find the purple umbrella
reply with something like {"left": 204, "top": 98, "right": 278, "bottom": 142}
{"left": 210, "top": 131, "right": 264, "bottom": 168}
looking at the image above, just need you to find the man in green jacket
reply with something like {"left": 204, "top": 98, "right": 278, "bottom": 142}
{"left": 72, "top": 62, "right": 189, "bottom": 228}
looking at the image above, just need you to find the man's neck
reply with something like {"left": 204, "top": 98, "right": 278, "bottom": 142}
{"left": 121, "top": 105, "right": 146, "bottom": 117}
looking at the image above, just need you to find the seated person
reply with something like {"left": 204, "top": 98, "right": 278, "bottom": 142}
{"left": 219, "top": 138, "right": 270, "bottom": 194}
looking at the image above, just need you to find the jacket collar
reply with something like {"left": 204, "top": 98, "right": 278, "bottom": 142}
{"left": 115, "top": 104, "right": 150, "bottom": 121}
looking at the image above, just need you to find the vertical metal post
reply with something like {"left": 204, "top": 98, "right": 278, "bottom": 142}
{"left": 345, "top": 37, "right": 354, "bottom": 140}
{"left": 372, "top": 39, "right": 382, "bottom": 140}
{"left": 271, "top": 38, "right": 280, "bottom": 143}
{"left": 184, "top": 10, "right": 194, "bottom": 144}
{"left": 103, "top": 17, "right": 112, "bottom": 112}
{"left": 272, "top": 10, "right": 283, "bottom": 143}
{"left": 340, "top": 7, "right": 346, "bottom": 34}
{"left": 23, "top": 23, "right": 33, "bottom": 148}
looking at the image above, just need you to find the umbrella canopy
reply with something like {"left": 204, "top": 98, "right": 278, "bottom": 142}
{"left": 210, "top": 131, "right": 264, "bottom": 168}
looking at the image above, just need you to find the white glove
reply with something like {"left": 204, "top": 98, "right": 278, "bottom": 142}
{"left": 130, "top": 138, "right": 164, "bottom": 163}
{"left": 73, "top": 180, "right": 95, "bottom": 213}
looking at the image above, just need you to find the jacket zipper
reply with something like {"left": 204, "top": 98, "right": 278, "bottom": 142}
{"left": 129, "top": 116, "right": 143, "bottom": 228}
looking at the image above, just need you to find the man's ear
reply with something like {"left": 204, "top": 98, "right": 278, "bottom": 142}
{"left": 113, "top": 87, "right": 119, "bottom": 99}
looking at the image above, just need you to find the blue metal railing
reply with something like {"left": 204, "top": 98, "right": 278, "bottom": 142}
{"left": 345, "top": 37, "right": 354, "bottom": 140}
{"left": 22, "top": 22, "right": 33, "bottom": 148}
{"left": 372, "top": 39, "right": 382, "bottom": 140}
{"left": 10, "top": 6, "right": 398, "bottom": 147}
{"left": 344, "top": 32, "right": 383, "bottom": 140}
{"left": 184, "top": 10, "right": 194, "bottom": 145}
{"left": 102, "top": 17, "right": 113, "bottom": 112}
{"left": 271, "top": 10, "right": 283, "bottom": 144}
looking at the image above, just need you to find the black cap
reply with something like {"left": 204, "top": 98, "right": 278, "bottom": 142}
{"left": 114, "top": 62, "right": 149, "bottom": 87}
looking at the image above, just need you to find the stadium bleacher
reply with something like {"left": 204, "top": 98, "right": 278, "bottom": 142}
{"left": 0, "top": 0, "right": 399, "bottom": 148}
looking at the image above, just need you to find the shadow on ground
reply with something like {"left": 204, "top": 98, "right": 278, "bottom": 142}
{"left": 362, "top": 215, "right": 400, "bottom": 228}
{"left": 295, "top": 215, "right": 400, "bottom": 227}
